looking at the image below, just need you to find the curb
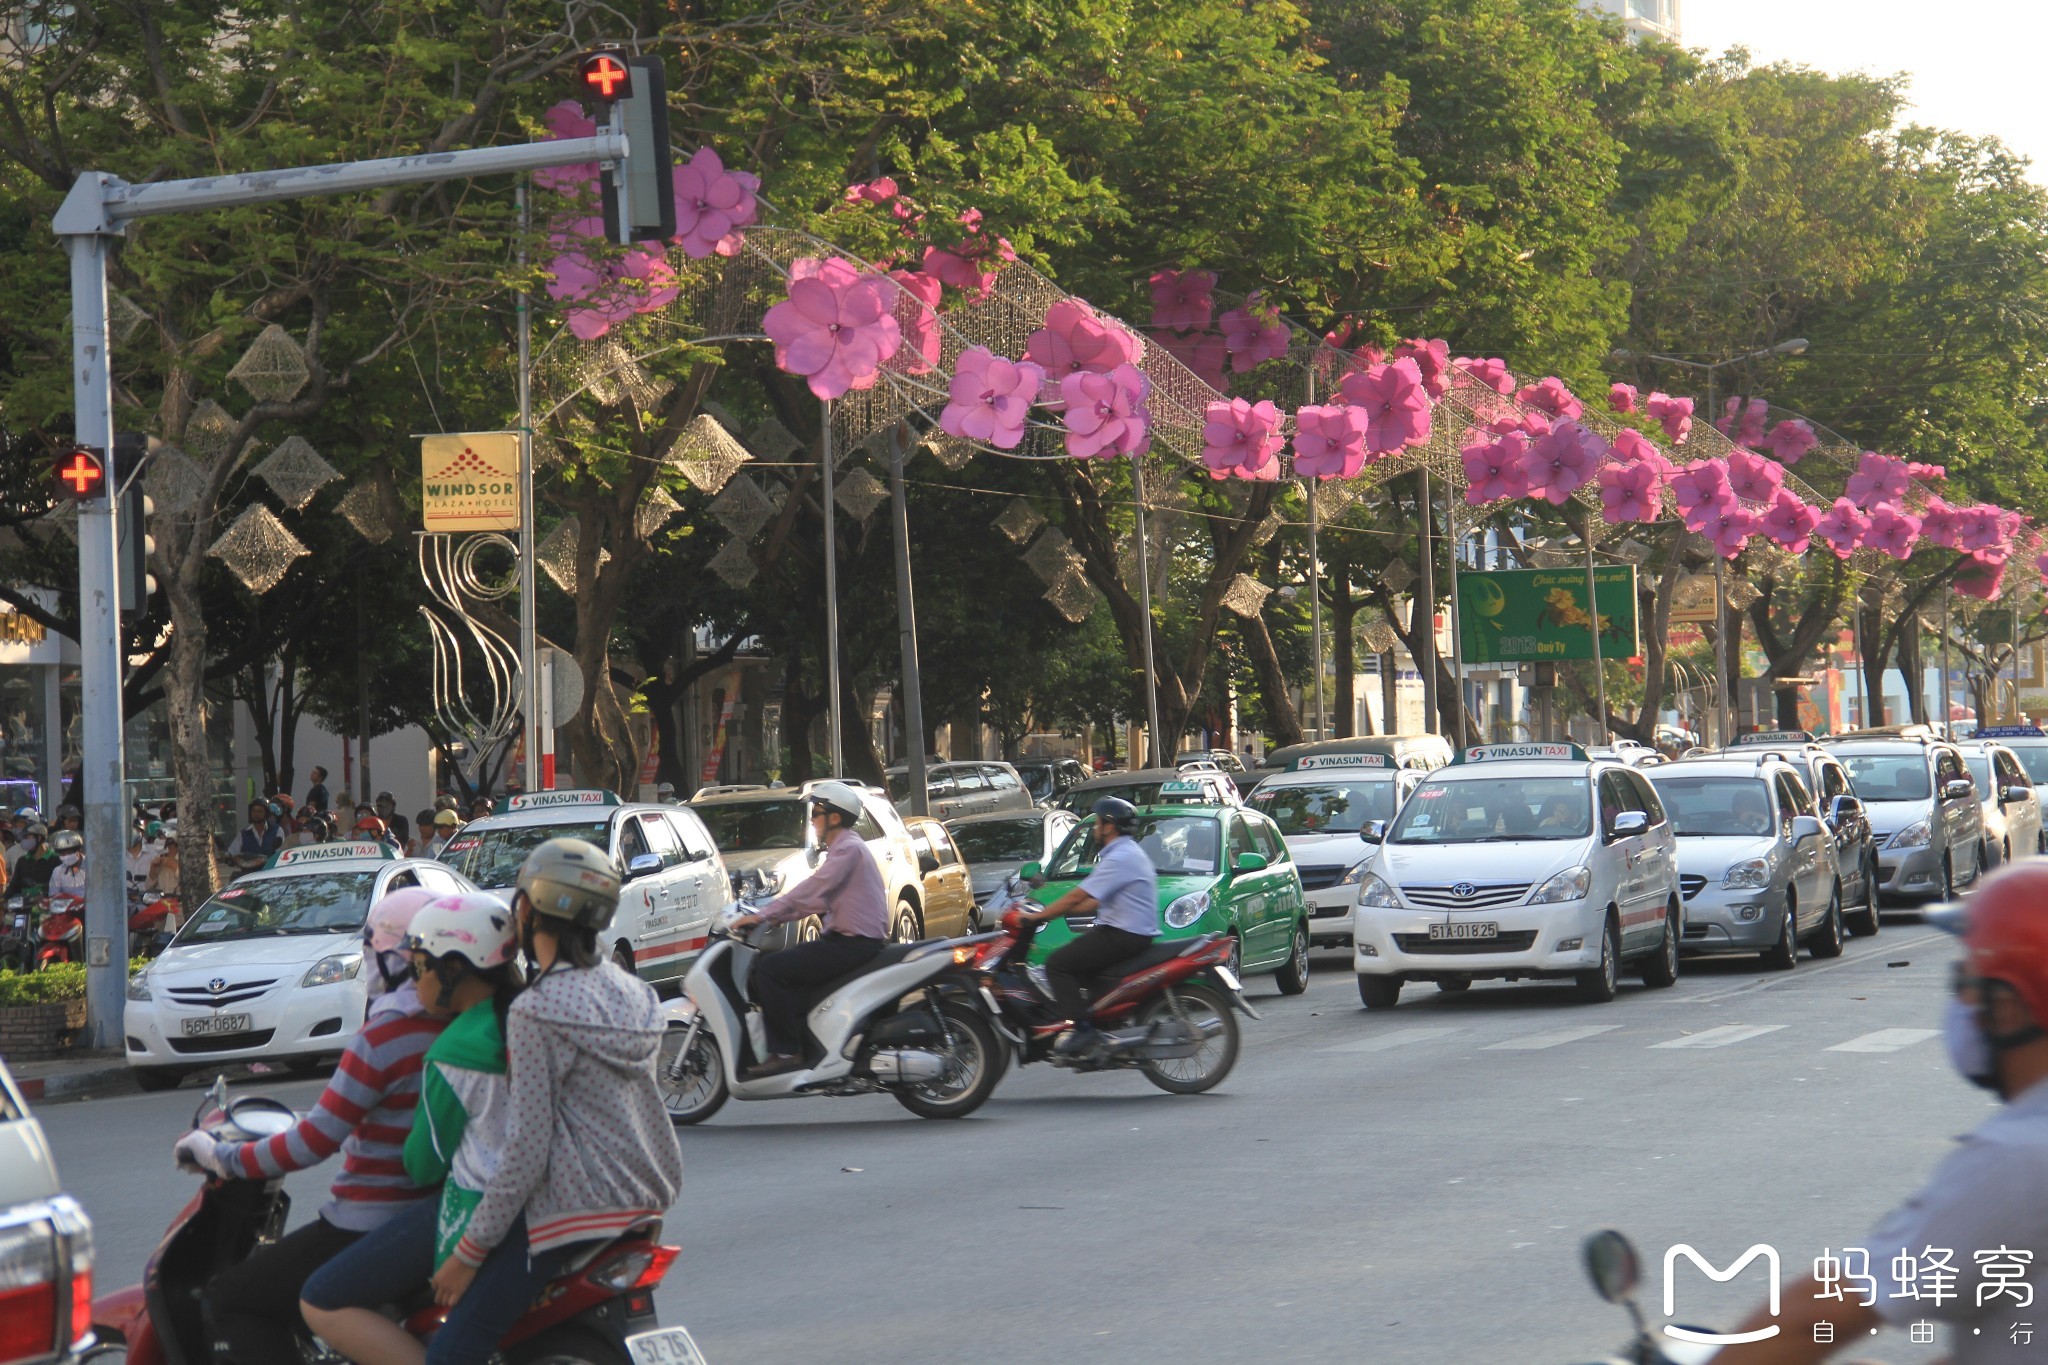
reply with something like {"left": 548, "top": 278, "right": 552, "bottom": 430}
{"left": 16, "top": 1061, "right": 137, "bottom": 1104}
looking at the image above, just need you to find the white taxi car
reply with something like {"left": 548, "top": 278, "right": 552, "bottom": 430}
{"left": 123, "top": 841, "right": 473, "bottom": 1091}
{"left": 1244, "top": 753, "right": 1423, "bottom": 949}
{"left": 436, "top": 790, "right": 730, "bottom": 986}
{"left": 1351, "top": 743, "right": 1682, "bottom": 1008}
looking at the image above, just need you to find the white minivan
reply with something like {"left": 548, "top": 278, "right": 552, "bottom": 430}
{"left": 1350, "top": 744, "right": 1683, "bottom": 1008}
{"left": 1244, "top": 753, "right": 1424, "bottom": 949}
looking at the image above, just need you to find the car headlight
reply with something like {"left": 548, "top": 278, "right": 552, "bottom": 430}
{"left": 1163, "top": 891, "right": 1211, "bottom": 930}
{"left": 301, "top": 953, "right": 363, "bottom": 988}
{"left": 1336, "top": 859, "right": 1374, "bottom": 888}
{"left": 1355, "top": 874, "right": 1401, "bottom": 909}
{"left": 1890, "top": 820, "right": 1932, "bottom": 849}
{"left": 1529, "top": 866, "right": 1591, "bottom": 904}
{"left": 126, "top": 970, "right": 152, "bottom": 1002}
{"left": 1722, "top": 857, "right": 1772, "bottom": 890}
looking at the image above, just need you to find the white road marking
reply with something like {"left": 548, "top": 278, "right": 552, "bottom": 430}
{"left": 1650, "top": 1024, "right": 1789, "bottom": 1049}
{"left": 1318, "top": 1027, "right": 1463, "bottom": 1052}
{"left": 1825, "top": 1028, "right": 1941, "bottom": 1053}
{"left": 1483, "top": 1025, "right": 1623, "bottom": 1051}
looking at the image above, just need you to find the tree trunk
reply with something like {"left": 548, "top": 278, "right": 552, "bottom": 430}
{"left": 164, "top": 576, "right": 221, "bottom": 908}
{"left": 838, "top": 675, "right": 885, "bottom": 784}
{"left": 1899, "top": 627, "right": 1928, "bottom": 724}
{"left": 566, "top": 539, "right": 639, "bottom": 792}
{"left": 1329, "top": 568, "right": 1358, "bottom": 739}
{"left": 780, "top": 662, "right": 819, "bottom": 784}
{"left": 1240, "top": 612, "right": 1303, "bottom": 748}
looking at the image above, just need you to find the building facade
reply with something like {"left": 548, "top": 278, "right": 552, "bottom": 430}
{"left": 1580, "top": 0, "right": 1681, "bottom": 43}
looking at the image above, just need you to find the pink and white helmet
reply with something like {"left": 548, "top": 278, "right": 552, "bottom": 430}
{"left": 364, "top": 887, "right": 441, "bottom": 956}
{"left": 404, "top": 892, "right": 519, "bottom": 971}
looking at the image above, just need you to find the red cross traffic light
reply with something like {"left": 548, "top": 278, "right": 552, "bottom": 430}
{"left": 55, "top": 448, "right": 105, "bottom": 499}
{"left": 579, "top": 52, "right": 632, "bottom": 102}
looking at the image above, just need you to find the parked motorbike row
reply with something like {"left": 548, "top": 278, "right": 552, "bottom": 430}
{"left": 0, "top": 887, "right": 180, "bottom": 971}
{"left": 655, "top": 872, "right": 1259, "bottom": 1124}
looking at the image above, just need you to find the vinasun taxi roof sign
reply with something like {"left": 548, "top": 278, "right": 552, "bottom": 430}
{"left": 1289, "top": 753, "right": 1390, "bottom": 771}
{"left": 264, "top": 841, "right": 396, "bottom": 869}
{"left": 497, "top": 789, "right": 623, "bottom": 814}
{"left": 1452, "top": 743, "right": 1590, "bottom": 765}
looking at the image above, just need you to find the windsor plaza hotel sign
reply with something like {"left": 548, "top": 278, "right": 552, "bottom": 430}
{"left": 420, "top": 433, "right": 521, "bottom": 532}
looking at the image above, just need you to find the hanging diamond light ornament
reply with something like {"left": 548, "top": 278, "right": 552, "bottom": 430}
{"left": 1724, "top": 577, "right": 1763, "bottom": 611}
{"left": 672, "top": 414, "right": 753, "bottom": 494}
{"left": 144, "top": 443, "right": 204, "bottom": 518}
{"left": 225, "top": 324, "right": 311, "bottom": 403}
{"left": 834, "top": 467, "right": 889, "bottom": 522}
{"left": 1379, "top": 557, "right": 1415, "bottom": 593}
{"left": 39, "top": 501, "right": 78, "bottom": 543}
{"left": 252, "top": 435, "right": 339, "bottom": 510}
{"left": 207, "top": 504, "right": 308, "bottom": 593}
{"left": 1044, "top": 569, "right": 1097, "bottom": 623}
{"left": 995, "top": 497, "right": 1046, "bottom": 545}
{"left": 1220, "top": 574, "right": 1274, "bottom": 619}
{"left": 1360, "top": 613, "right": 1400, "bottom": 654}
{"left": 335, "top": 480, "right": 398, "bottom": 544}
{"left": 1617, "top": 538, "right": 1654, "bottom": 566}
{"left": 1023, "top": 527, "right": 1085, "bottom": 585}
{"left": 709, "top": 473, "right": 776, "bottom": 541}
{"left": 708, "top": 537, "right": 758, "bottom": 588}
{"left": 535, "top": 519, "right": 583, "bottom": 593}
{"left": 1252, "top": 512, "right": 1284, "bottom": 546}
{"left": 744, "top": 418, "right": 803, "bottom": 463}
{"left": 920, "top": 433, "right": 976, "bottom": 471}
{"left": 1673, "top": 573, "right": 1718, "bottom": 620}
{"left": 108, "top": 292, "right": 147, "bottom": 344}
{"left": 1314, "top": 482, "right": 1356, "bottom": 522}
{"left": 184, "top": 399, "right": 239, "bottom": 463}
{"left": 635, "top": 485, "right": 682, "bottom": 540}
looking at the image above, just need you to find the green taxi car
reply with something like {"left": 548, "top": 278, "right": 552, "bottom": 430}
{"left": 1024, "top": 803, "right": 1312, "bottom": 994}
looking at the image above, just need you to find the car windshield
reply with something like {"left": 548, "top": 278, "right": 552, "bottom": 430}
{"left": 695, "top": 800, "right": 807, "bottom": 853}
{"left": 1388, "top": 776, "right": 1591, "bottom": 843}
{"left": 1249, "top": 781, "right": 1395, "bottom": 834}
{"left": 175, "top": 872, "right": 379, "bottom": 943}
{"left": 884, "top": 773, "right": 913, "bottom": 802}
{"left": 438, "top": 820, "right": 611, "bottom": 888}
{"left": 1838, "top": 753, "right": 1932, "bottom": 802}
{"left": 1016, "top": 765, "right": 1055, "bottom": 800}
{"left": 1648, "top": 776, "right": 1777, "bottom": 837}
{"left": 950, "top": 819, "right": 1044, "bottom": 864}
{"left": 1058, "top": 781, "right": 1164, "bottom": 813}
{"left": 1047, "top": 815, "right": 1223, "bottom": 878}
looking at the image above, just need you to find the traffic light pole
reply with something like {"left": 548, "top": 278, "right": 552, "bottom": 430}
{"left": 53, "top": 127, "right": 630, "bottom": 1049}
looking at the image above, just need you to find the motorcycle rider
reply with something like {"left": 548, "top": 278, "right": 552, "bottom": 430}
{"left": 728, "top": 780, "right": 888, "bottom": 1076}
{"left": 422, "top": 808, "right": 462, "bottom": 859}
{"left": 1716, "top": 861, "right": 2048, "bottom": 1362}
{"left": 374, "top": 791, "right": 410, "bottom": 849}
{"left": 1012, "top": 796, "right": 1158, "bottom": 1054}
{"left": 173, "top": 888, "right": 447, "bottom": 1365}
{"left": 47, "top": 829, "right": 86, "bottom": 899}
{"left": 10, "top": 823, "right": 54, "bottom": 894}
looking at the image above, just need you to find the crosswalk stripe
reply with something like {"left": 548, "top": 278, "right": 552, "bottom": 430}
{"left": 1825, "top": 1028, "right": 1941, "bottom": 1054}
{"left": 1482, "top": 1025, "right": 1623, "bottom": 1051}
{"left": 1650, "top": 1024, "right": 1788, "bottom": 1050}
{"left": 1318, "top": 1027, "right": 1463, "bottom": 1053}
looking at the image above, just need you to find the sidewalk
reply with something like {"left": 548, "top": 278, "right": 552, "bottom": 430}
{"left": 6, "top": 1048, "right": 137, "bottom": 1103}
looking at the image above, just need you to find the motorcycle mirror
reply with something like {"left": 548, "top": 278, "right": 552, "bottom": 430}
{"left": 1583, "top": 1229, "right": 1642, "bottom": 1305}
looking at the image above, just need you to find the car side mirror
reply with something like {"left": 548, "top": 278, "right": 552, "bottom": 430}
{"left": 1233, "top": 852, "right": 1268, "bottom": 874}
{"left": 1608, "top": 810, "right": 1649, "bottom": 839}
{"left": 1790, "top": 815, "right": 1824, "bottom": 841}
{"left": 625, "top": 853, "right": 662, "bottom": 880}
{"left": 2005, "top": 784, "right": 2033, "bottom": 806}
{"left": 1019, "top": 861, "right": 1042, "bottom": 882}
{"left": 1828, "top": 794, "right": 1862, "bottom": 825}
{"left": 1362, "top": 820, "right": 1387, "bottom": 844}
{"left": 1944, "top": 779, "right": 1976, "bottom": 802}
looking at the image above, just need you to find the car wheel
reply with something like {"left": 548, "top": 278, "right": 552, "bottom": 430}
{"left": 1762, "top": 892, "right": 1799, "bottom": 971}
{"left": 1437, "top": 977, "right": 1471, "bottom": 994}
{"left": 1640, "top": 899, "right": 1681, "bottom": 988}
{"left": 1941, "top": 851, "right": 1956, "bottom": 901}
{"left": 1574, "top": 914, "right": 1620, "bottom": 1004}
{"left": 1357, "top": 975, "right": 1402, "bottom": 1009}
{"left": 1848, "top": 857, "right": 1881, "bottom": 937}
{"left": 890, "top": 901, "right": 922, "bottom": 944}
{"left": 1274, "top": 923, "right": 1310, "bottom": 996}
{"left": 1811, "top": 884, "right": 1845, "bottom": 959}
{"left": 133, "top": 1066, "right": 186, "bottom": 1093}
{"left": 2003, "top": 839, "right": 2013, "bottom": 869}
{"left": 1223, "top": 933, "right": 1243, "bottom": 980}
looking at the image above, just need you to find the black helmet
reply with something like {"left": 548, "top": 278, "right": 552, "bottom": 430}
{"left": 1091, "top": 796, "right": 1138, "bottom": 832}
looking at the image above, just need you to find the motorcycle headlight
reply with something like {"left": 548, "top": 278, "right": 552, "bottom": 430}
{"left": 1355, "top": 874, "right": 1401, "bottom": 909}
{"left": 1163, "top": 891, "right": 1211, "bottom": 930}
{"left": 1529, "top": 866, "right": 1592, "bottom": 904}
{"left": 1722, "top": 857, "right": 1772, "bottom": 890}
{"left": 301, "top": 952, "right": 363, "bottom": 988}
{"left": 1336, "top": 858, "right": 1374, "bottom": 888}
{"left": 1890, "top": 820, "right": 1932, "bottom": 849}
{"left": 126, "top": 969, "right": 152, "bottom": 1002}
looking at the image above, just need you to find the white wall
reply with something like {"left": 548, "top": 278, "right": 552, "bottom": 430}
{"left": 290, "top": 720, "right": 437, "bottom": 819}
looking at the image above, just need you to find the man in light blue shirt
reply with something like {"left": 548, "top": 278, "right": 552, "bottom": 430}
{"left": 1018, "top": 797, "right": 1158, "bottom": 1052}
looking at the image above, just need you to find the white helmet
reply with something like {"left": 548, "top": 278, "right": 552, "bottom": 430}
{"left": 805, "top": 780, "right": 866, "bottom": 823}
{"left": 404, "top": 892, "right": 518, "bottom": 971}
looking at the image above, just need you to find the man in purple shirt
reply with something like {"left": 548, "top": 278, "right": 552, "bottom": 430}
{"left": 729, "top": 780, "right": 888, "bottom": 1075}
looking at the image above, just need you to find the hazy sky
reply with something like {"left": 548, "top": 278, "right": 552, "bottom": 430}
{"left": 1683, "top": 1, "right": 2047, "bottom": 178}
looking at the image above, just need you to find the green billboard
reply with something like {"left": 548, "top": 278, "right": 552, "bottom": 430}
{"left": 1456, "top": 565, "right": 1639, "bottom": 664}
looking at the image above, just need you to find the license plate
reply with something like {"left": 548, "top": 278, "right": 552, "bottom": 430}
{"left": 1428, "top": 922, "right": 1498, "bottom": 941}
{"left": 1212, "top": 966, "right": 1243, "bottom": 991}
{"left": 182, "top": 1013, "right": 253, "bottom": 1037}
{"left": 627, "top": 1327, "right": 708, "bottom": 1365}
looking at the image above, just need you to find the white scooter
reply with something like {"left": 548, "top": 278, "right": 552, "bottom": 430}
{"left": 657, "top": 882, "right": 1008, "bottom": 1124}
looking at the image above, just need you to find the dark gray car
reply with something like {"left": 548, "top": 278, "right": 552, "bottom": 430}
{"left": 946, "top": 807, "right": 1080, "bottom": 913}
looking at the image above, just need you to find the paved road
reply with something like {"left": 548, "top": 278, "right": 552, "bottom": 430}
{"left": 45, "top": 922, "right": 1977, "bottom": 1364}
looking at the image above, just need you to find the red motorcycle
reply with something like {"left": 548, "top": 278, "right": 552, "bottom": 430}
{"left": 36, "top": 893, "right": 83, "bottom": 969}
{"left": 91, "top": 1079, "right": 695, "bottom": 1365}
{"left": 128, "top": 891, "right": 181, "bottom": 958}
{"left": 969, "top": 880, "right": 1258, "bottom": 1094}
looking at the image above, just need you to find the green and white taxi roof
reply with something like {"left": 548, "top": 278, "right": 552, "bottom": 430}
{"left": 1448, "top": 742, "right": 1591, "bottom": 765}
{"left": 257, "top": 840, "right": 399, "bottom": 872}
{"left": 491, "top": 789, "right": 623, "bottom": 816}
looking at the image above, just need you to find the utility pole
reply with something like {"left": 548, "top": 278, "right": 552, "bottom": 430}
{"left": 888, "top": 425, "right": 928, "bottom": 815}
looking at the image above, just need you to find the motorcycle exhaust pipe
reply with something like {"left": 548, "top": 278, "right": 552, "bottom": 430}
{"left": 866, "top": 1049, "right": 946, "bottom": 1082}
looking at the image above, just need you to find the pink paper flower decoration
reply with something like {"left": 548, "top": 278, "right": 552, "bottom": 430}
{"left": 1454, "top": 356, "right": 1515, "bottom": 395}
{"left": 1292, "top": 403, "right": 1370, "bottom": 480}
{"left": 536, "top": 102, "right": 599, "bottom": 193}
{"left": 1694, "top": 501, "right": 1758, "bottom": 558}
{"left": 1645, "top": 392, "right": 1693, "bottom": 444}
{"left": 1715, "top": 396, "right": 1770, "bottom": 448}
{"left": 1150, "top": 328, "right": 1230, "bottom": 392}
{"left": 884, "top": 270, "right": 944, "bottom": 376}
{"left": 1462, "top": 434, "right": 1531, "bottom": 505}
{"left": 1339, "top": 358, "right": 1433, "bottom": 454}
{"left": 1061, "top": 365, "right": 1151, "bottom": 459}
{"left": 546, "top": 217, "right": 679, "bottom": 339}
{"left": 922, "top": 245, "right": 996, "bottom": 301}
{"left": 843, "top": 178, "right": 898, "bottom": 204}
{"left": 1956, "top": 506, "right": 2008, "bottom": 556}
{"left": 940, "top": 346, "right": 1044, "bottom": 450}
{"left": 1813, "top": 500, "right": 1869, "bottom": 559}
{"left": 670, "top": 146, "right": 760, "bottom": 258}
{"left": 2037, "top": 550, "right": 2048, "bottom": 586}
{"left": 761, "top": 256, "right": 903, "bottom": 400}
{"left": 1608, "top": 382, "right": 1639, "bottom": 414}
{"left": 1765, "top": 419, "right": 1818, "bottom": 465}
{"left": 1599, "top": 460, "right": 1663, "bottom": 524}
{"left": 1520, "top": 420, "right": 1607, "bottom": 506}
{"left": 1681, "top": 492, "right": 1734, "bottom": 539}
{"left": 1726, "top": 449, "right": 1785, "bottom": 505}
{"left": 1201, "top": 398, "right": 1286, "bottom": 478}
{"left": 1865, "top": 505, "right": 1922, "bottom": 561}
{"left": 1919, "top": 498, "right": 1963, "bottom": 550}
{"left": 1219, "top": 293, "right": 1291, "bottom": 373}
{"left": 1957, "top": 555, "right": 2007, "bottom": 600}
{"left": 1846, "top": 452, "right": 1911, "bottom": 507}
{"left": 1669, "top": 459, "right": 1733, "bottom": 515}
{"left": 1609, "top": 426, "right": 1672, "bottom": 474}
{"left": 1149, "top": 270, "right": 1216, "bottom": 333}
{"left": 1760, "top": 490, "right": 1820, "bottom": 554}
{"left": 1516, "top": 376, "right": 1584, "bottom": 421}
{"left": 1907, "top": 461, "right": 1948, "bottom": 481}
{"left": 1028, "top": 298, "right": 1143, "bottom": 395}
{"left": 1394, "top": 338, "right": 1451, "bottom": 400}
{"left": 1489, "top": 411, "right": 1553, "bottom": 440}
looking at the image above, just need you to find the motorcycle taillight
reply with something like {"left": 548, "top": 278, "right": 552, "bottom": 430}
{"left": 586, "top": 1242, "right": 677, "bottom": 1294}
